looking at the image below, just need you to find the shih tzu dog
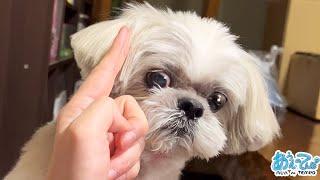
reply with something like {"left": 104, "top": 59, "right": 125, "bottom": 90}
{"left": 5, "top": 3, "right": 280, "bottom": 180}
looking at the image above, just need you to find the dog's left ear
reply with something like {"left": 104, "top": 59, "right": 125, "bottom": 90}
{"left": 224, "top": 51, "right": 280, "bottom": 154}
{"left": 70, "top": 19, "right": 128, "bottom": 78}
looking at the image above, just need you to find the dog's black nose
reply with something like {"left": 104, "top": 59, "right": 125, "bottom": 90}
{"left": 178, "top": 98, "right": 204, "bottom": 120}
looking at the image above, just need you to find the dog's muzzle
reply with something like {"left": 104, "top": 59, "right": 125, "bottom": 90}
{"left": 162, "top": 97, "right": 203, "bottom": 137}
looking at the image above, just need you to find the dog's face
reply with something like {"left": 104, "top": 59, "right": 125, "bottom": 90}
{"left": 71, "top": 4, "right": 280, "bottom": 159}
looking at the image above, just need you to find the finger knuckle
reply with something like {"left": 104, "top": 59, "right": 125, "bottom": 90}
{"left": 68, "top": 124, "right": 86, "bottom": 142}
{"left": 134, "top": 116, "right": 149, "bottom": 137}
{"left": 115, "top": 95, "right": 127, "bottom": 106}
{"left": 116, "top": 156, "right": 138, "bottom": 176}
{"left": 105, "top": 97, "right": 115, "bottom": 103}
{"left": 122, "top": 95, "right": 136, "bottom": 102}
{"left": 138, "top": 138, "right": 146, "bottom": 151}
{"left": 127, "top": 163, "right": 140, "bottom": 179}
{"left": 141, "top": 121, "right": 149, "bottom": 135}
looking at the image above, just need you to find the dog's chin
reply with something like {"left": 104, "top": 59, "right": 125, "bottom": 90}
{"left": 145, "top": 120, "right": 194, "bottom": 156}
{"left": 145, "top": 119, "right": 215, "bottom": 160}
{"left": 145, "top": 133, "right": 223, "bottom": 162}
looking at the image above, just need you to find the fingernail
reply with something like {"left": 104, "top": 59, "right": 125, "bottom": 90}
{"left": 121, "top": 131, "right": 137, "bottom": 148}
{"left": 108, "top": 169, "right": 117, "bottom": 179}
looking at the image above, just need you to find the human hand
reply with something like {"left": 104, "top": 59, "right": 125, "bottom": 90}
{"left": 47, "top": 27, "right": 148, "bottom": 180}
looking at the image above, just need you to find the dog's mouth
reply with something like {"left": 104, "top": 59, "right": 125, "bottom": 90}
{"left": 145, "top": 114, "right": 196, "bottom": 154}
{"left": 160, "top": 116, "right": 196, "bottom": 138}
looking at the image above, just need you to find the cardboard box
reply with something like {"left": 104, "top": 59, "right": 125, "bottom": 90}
{"left": 279, "top": 0, "right": 320, "bottom": 91}
{"left": 285, "top": 53, "right": 320, "bottom": 120}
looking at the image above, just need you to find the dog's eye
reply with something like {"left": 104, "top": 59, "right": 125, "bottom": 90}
{"left": 208, "top": 92, "right": 228, "bottom": 112}
{"left": 145, "top": 71, "right": 171, "bottom": 88}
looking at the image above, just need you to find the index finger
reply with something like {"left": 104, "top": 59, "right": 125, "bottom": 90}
{"left": 73, "top": 26, "right": 130, "bottom": 101}
{"left": 57, "top": 27, "right": 130, "bottom": 129}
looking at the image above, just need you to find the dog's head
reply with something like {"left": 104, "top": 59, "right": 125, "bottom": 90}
{"left": 71, "top": 3, "right": 280, "bottom": 159}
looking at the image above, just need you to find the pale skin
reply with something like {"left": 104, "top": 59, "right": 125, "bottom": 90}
{"left": 47, "top": 27, "right": 149, "bottom": 180}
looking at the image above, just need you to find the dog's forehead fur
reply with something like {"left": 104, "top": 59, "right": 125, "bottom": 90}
{"left": 110, "top": 4, "right": 249, "bottom": 100}
{"left": 122, "top": 3, "right": 241, "bottom": 78}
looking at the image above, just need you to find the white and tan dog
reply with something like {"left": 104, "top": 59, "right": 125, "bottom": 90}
{"left": 5, "top": 3, "right": 279, "bottom": 180}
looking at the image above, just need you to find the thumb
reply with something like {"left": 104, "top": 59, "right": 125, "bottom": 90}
{"left": 69, "top": 97, "right": 131, "bottom": 135}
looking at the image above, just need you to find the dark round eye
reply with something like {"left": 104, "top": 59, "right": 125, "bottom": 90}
{"left": 208, "top": 92, "right": 228, "bottom": 112}
{"left": 145, "top": 71, "right": 171, "bottom": 88}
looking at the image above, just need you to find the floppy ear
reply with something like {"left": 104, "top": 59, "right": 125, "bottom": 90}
{"left": 70, "top": 19, "right": 126, "bottom": 78}
{"left": 224, "top": 51, "right": 280, "bottom": 154}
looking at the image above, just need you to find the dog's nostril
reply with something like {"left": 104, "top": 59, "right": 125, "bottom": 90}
{"left": 178, "top": 98, "right": 204, "bottom": 120}
{"left": 194, "top": 108, "right": 203, "bottom": 118}
{"left": 179, "top": 100, "right": 193, "bottom": 112}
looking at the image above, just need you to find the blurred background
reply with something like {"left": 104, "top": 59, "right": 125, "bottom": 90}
{"left": 0, "top": 0, "right": 319, "bottom": 179}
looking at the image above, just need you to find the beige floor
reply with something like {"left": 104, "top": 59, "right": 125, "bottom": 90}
{"left": 259, "top": 112, "right": 320, "bottom": 180}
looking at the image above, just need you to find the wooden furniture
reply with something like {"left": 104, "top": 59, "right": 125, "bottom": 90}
{"left": 0, "top": 0, "right": 82, "bottom": 178}
{"left": 203, "top": 0, "right": 220, "bottom": 18}
{"left": 92, "top": 0, "right": 112, "bottom": 22}
{"left": 0, "top": 0, "right": 54, "bottom": 177}
{"left": 0, "top": 0, "right": 130, "bottom": 177}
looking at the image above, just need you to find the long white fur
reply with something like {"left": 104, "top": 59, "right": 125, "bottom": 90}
{"left": 5, "top": 3, "right": 279, "bottom": 180}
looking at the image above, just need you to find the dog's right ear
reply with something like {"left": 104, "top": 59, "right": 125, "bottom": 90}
{"left": 71, "top": 19, "right": 126, "bottom": 78}
{"left": 223, "top": 50, "right": 280, "bottom": 154}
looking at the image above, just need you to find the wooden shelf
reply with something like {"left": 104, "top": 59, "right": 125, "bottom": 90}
{"left": 66, "top": 2, "right": 78, "bottom": 12}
